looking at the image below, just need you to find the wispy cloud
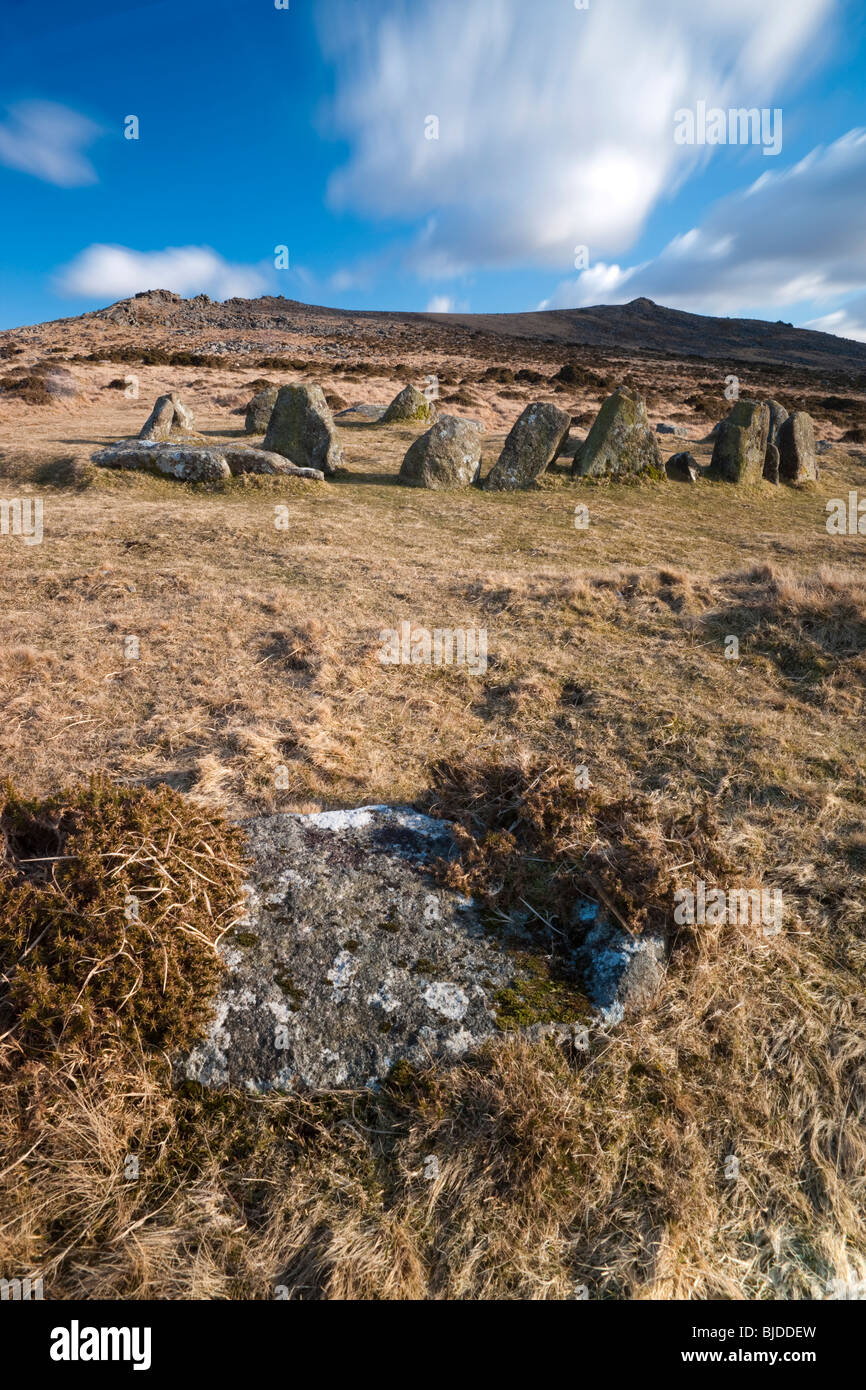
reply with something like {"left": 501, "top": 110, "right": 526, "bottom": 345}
{"left": 0, "top": 101, "right": 101, "bottom": 186}
{"left": 57, "top": 244, "right": 271, "bottom": 301}
{"left": 319, "top": 0, "right": 834, "bottom": 278}
{"left": 539, "top": 129, "right": 866, "bottom": 339}
{"left": 426, "top": 295, "right": 455, "bottom": 313}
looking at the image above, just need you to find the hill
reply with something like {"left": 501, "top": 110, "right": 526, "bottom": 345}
{"left": 6, "top": 291, "right": 866, "bottom": 381}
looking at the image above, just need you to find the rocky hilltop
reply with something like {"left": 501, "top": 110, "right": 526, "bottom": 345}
{"left": 6, "top": 290, "right": 866, "bottom": 378}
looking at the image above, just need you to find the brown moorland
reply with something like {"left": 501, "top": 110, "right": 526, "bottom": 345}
{"left": 0, "top": 295, "right": 865, "bottom": 1300}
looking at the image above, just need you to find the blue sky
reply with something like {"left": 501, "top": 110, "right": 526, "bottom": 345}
{"left": 1, "top": 0, "right": 865, "bottom": 335}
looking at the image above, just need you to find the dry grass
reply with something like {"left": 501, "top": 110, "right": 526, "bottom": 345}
{"left": 3, "top": 920, "right": 864, "bottom": 1300}
{"left": 0, "top": 366, "right": 865, "bottom": 1299}
{"left": 0, "top": 781, "right": 247, "bottom": 1058}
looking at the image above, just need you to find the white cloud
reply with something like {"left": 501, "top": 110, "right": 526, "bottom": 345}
{"left": 540, "top": 128, "right": 866, "bottom": 334}
{"left": 0, "top": 101, "right": 101, "bottom": 187}
{"left": 426, "top": 295, "right": 455, "bottom": 312}
{"left": 57, "top": 244, "right": 270, "bottom": 301}
{"left": 318, "top": 0, "right": 834, "bottom": 277}
{"left": 805, "top": 297, "right": 866, "bottom": 343}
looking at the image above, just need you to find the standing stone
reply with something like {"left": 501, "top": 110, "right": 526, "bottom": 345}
{"left": 381, "top": 384, "right": 434, "bottom": 424}
{"left": 263, "top": 384, "right": 345, "bottom": 475}
{"left": 571, "top": 386, "right": 663, "bottom": 479}
{"left": 245, "top": 385, "right": 279, "bottom": 434}
{"left": 706, "top": 400, "right": 770, "bottom": 484}
{"left": 766, "top": 399, "right": 789, "bottom": 446}
{"left": 138, "top": 392, "right": 195, "bottom": 441}
{"left": 484, "top": 401, "right": 571, "bottom": 491}
{"left": 763, "top": 442, "right": 780, "bottom": 484}
{"left": 139, "top": 395, "right": 176, "bottom": 441}
{"left": 170, "top": 392, "right": 195, "bottom": 431}
{"left": 777, "top": 411, "right": 818, "bottom": 483}
{"left": 763, "top": 400, "right": 788, "bottom": 481}
{"left": 665, "top": 451, "right": 701, "bottom": 483}
{"left": 399, "top": 415, "right": 484, "bottom": 489}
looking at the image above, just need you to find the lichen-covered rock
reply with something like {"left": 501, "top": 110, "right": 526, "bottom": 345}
{"left": 399, "top": 415, "right": 483, "bottom": 489}
{"left": 665, "top": 450, "right": 701, "bottom": 483}
{"left": 380, "top": 384, "right": 434, "bottom": 425}
{"left": 578, "top": 917, "right": 667, "bottom": 1025}
{"left": 763, "top": 441, "right": 780, "bottom": 484}
{"left": 244, "top": 386, "right": 279, "bottom": 434}
{"left": 263, "top": 384, "right": 344, "bottom": 474}
{"left": 223, "top": 447, "right": 324, "bottom": 479}
{"left": 138, "top": 392, "right": 195, "bottom": 441}
{"left": 176, "top": 804, "right": 671, "bottom": 1092}
{"left": 571, "top": 386, "right": 663, "bottom": 479}
{"left": 92, "top": 440, "right": 230, "bottom": 482}
{"left": 777, "top": 410, "right": 818, "bottom": 483}
{"left": 706, "top": 400, "right": 770, "bottom": 484}
{"left": 483, "top": 401, "right": 571, "bottom": 491}
{"left": 179, "top": 807, "right": 545, "bottom": 1092}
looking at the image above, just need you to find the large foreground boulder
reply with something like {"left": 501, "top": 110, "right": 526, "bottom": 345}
{"left": 180, "top": 807, "right": 534, "bottom": 1091}
{"left": 139, "top": 392, "right": 195, "bottom": 441}
{"left": 93, "top": 440, "right": 230, "bottom": 482}
{"left": 263, "top": 384, "right": 345, "bottom": 474}
{"left": 179, "top": 805, "right": 664, "bottom": 1092}
{"left": 571, "top": 386, "right": 663, "bottom": 479}
{"left": 245, "top": 386, "right": 279, "bottom": 434}
{"left": 380, "top": 384, "right": 434, "bottom": 425}
{"left": 483, "top": 401, "right": 571, "bottom": 491}
{"left": 777, "top": 411, "right": 818, "bottom": 482}
{"left": 706, "top": 400, "right": 770, "bottom": 484}
{"left": 399, "top": 415, "right": 483, "bottom": 489}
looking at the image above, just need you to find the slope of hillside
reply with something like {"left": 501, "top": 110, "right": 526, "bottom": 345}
{"left": 418, "top": 297, "right": 866, "bottom": 374}
{"left": 5, "top": 292, "right": 866, "bottom": 378}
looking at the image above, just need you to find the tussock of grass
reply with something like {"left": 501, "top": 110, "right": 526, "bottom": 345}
{"left": 427, "top": 757, "right": 739, "bottom": 941}
{"left": 0, "top": 781, "right": 247, "bottom": 1057}
{"left": 700, "top": 564, "right": 866, "bottom": 704}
